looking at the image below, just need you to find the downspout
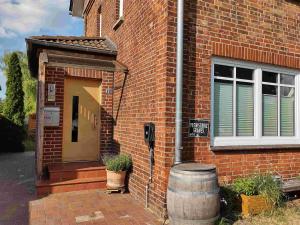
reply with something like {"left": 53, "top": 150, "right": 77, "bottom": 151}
{"left": 175, "top": 0, "right": 184, "bottom": 164}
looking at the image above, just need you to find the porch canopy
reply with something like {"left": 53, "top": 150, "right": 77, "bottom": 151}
{"left": 26, "top": 36, "right": 128, "bottom": 77}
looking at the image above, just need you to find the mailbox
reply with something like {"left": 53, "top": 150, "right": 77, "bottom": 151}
{"left": 44, "top": 107, "right": 60, "bottom": 127}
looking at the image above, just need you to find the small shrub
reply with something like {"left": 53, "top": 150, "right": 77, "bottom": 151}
{"left": 232, "top": 174, "right": 283, "bottom": 207}
{"left": 103, "top": 154, "right": 132, "bottom": 172}
{"left": 232, "top": 177, "right": 258, "bottom": 196}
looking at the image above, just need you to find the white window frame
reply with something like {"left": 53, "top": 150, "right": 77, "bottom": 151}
{"left": 119, "top": 0, "right": 124, "bottom": 18}
{"left": 211, "top": 57, "right": 300, "bottom": 147}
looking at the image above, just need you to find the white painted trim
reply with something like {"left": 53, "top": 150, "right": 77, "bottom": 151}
{"left": 119, "top": 0, "right": 124, "bottom": 18}
{"left": 211, "top": 57, "right": 300, "bottom": 147}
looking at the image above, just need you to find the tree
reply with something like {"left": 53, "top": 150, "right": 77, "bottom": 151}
{"left": 3, "top": 53, "right": 25, "bottom": 126}
{"left": 0, "top": 51, "right": 36, "bottom": 116}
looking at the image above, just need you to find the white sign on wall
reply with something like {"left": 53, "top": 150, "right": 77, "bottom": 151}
{"left": 48, "top": 84, "right": 56, "bottom": 102}
{"left": 44, "top": 107, "right": 60, "bottom": 127}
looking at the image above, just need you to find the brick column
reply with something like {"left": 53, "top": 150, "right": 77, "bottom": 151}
{"left": 100, "top": 72, "right": 114, "bottom": 156}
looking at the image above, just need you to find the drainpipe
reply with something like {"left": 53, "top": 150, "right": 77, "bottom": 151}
{"left": 175, "top": 0, "right": 184, "bottom": 164}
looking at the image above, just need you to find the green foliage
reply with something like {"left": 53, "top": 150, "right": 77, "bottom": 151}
{"left": 0, "top": 51, "right": 36, "bottom": 116}
{"left": 255, "top": 174, "right": 283, "bottom": 206}
{"left": 104, "top": 154, "right": 132, "bottom": 172}
{"left": 0, "top": 99, "right": 4, "bottom": 114}
{"left": 3, "top": 53, "right": 25, "bottom": 126}
{"left": 232, "top": 174, "right": 283, "bottom": 206}
{"left": 232, "top": 177, "right": 258, "bottom": 196}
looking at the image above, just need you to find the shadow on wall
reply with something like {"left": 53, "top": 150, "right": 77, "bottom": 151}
{"left": 182, "top": 0, "right": 198, "bottom": 162}
{"left": 0, "top": 115, "right": 25, "bottom": 152}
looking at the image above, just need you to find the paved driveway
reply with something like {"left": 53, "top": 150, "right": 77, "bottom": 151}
{"left": 0, "top": 151, "right": 36, "bottom": 225}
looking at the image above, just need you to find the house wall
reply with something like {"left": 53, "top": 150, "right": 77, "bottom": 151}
{"left": 85, "top": 0, "right": 173, "bottom": 217}
{"left": 41, "top": 58, "right": 114, "bottom": 169}
{"left": 176, "top": 0, "right": 300, "bottom": 183}
{"left": 84, "top": 0, "right": 300, "bottom": 217}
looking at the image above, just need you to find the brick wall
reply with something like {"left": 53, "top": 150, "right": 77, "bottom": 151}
{"left": 42, "top": 64, "right": 114, "bottom": 168}
{"left": 176, "top": 0, "right": 300, "bottom": 182}
{"left": 85, "top": 0, "right": 300, "bottom": 216}
{"left": 85, "top": 0, "right": 172, "bottom": 216}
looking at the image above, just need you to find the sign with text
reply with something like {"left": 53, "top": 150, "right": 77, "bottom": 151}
{"left": 48, "top": 84, "right": 56, "bottom": 102}
{"left": 189, "top": 119, "right": 209, "bottom": 137}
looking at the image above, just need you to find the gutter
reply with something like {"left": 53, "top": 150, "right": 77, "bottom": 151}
{"left": 175, "top": 0, "right": 184, "bottom": 164}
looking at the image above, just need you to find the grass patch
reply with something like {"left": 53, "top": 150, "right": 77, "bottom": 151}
{"left": 216, "top": 200, "right": 300, "bottom": 225}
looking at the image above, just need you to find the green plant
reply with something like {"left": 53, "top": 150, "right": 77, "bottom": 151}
{"left": 232, "top": 174, "right": 283, "bottom": 207}
{"left": 3, "top": 52, "right": 25, "bottom": 126}
{"left": 255, "top": 174, "right": 283, "bottom": 206}
{"left": 232, "top": 177, "right": 258, "bottom": 196}
{"left": 104, "top": 154, "right": 132, "bottom": 172}
{"left": 1, "top": 51, "right": 37, "bottom": 116}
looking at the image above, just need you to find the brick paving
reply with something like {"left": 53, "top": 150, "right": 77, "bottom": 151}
{"left": 29, "top": 190, "right": 162, "bottom": 225}
{"left": 0, "top": 152, "right": 36, "bottom": 225}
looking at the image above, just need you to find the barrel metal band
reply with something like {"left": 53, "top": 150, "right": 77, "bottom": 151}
{"left": 167, "top": 186, "right": 220, "bottom": 195}
{"left": 169, "top": 174, "right": 216, "bottom": 183}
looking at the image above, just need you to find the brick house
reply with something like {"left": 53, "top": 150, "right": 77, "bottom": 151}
{"left": 27, "top": 0, "right": 300, "bottom": 217}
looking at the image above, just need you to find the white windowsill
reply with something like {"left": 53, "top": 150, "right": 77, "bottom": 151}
{"left": 212, "top": 136, "right": 300, "bottom": 147}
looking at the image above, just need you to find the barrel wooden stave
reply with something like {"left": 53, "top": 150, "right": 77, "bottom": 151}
{"left": 167, "top": 163, "right": 220, "bottom": 225}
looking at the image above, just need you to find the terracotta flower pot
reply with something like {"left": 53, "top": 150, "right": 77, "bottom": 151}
{"left": 106, "top": 170, "right": 126, "bottom": 189}
{"left": 241, "top": 194, "right": 273, "bottom": 217}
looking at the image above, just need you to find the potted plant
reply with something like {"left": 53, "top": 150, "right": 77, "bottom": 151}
{"left": 232, "top": 174, "right": 282, "bottom": 217}
{"left": 103, "top": 154, "right": 132, "bottom": 192}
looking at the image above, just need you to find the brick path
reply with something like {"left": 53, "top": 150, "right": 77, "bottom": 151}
{"left": 29, "top": 190, "right": 162, "bottom": 225}
{"left": 0, "top": 152, "right": 36, "bottom": 225}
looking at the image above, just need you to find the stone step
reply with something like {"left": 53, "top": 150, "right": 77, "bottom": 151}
{"left": 48, "top": 162, "right": 106, "bottom": 182}
{"left": 36, "top": 177, "right": 107, "bottom": 197}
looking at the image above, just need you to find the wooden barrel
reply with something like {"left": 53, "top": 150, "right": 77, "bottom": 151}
{"left": 167, "top": 163, "right": 220, "bottom": 225}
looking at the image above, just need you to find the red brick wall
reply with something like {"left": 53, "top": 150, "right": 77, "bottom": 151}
{"left": 85, "top": 0, "right": 300, "bottom": 216}
{"left": 85, "top": 0, "right": 172, "bottom": 216}
{"left": 176, "top": 0, "right": 300, "bottom": 183}
{"left": 42, "top": 65, "right": 114, "bottom": 168}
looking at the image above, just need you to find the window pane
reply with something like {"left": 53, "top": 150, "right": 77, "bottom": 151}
{"left": 262, "top": 85, "right": 278, "bottom": 136}
{"left": 263, "top": 71, "right": 277, "bottom": 83}
{"left": 237, "top": 82, "right": 254, "bottom": 136}
{"left": 280, "top": 74, "right": 294, "bottom": 85}
{"left": 236, "top": 68, "right": 253, "bottom": 80}
{"left": 214, "top": 65, "right": 233, "bottom": 78}
{"left": 72, "top": 96, "right": 79, "bottom": 142}
{"left": 214, "top": 80, "right": 233, "bottom": 136}
{"left": 280, "top": 87, "right": 295, "bottom": 136}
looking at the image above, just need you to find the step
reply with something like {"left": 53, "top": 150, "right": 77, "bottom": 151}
{"left": 282, "top": 179, "right": 300, "bottom": 193}
{"left": 48, "top": 162, "right": 106, "bottom": 182}
{"left": 36, "top": 177, "right": 107, "bottom": 197}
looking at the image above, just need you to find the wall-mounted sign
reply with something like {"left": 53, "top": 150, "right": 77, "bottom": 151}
{"left": 189, "top": 119, "right": 209, "bottom": 137}
{"left": 48, "top": 84, "right": 56, "bottom": 102}
{"left": 44, "top": 107, "right": 60, "bottom": 127}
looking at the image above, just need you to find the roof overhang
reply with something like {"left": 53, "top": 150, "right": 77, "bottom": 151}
{"left": 26, "top": 37, "right": 124, "bottom": 78}
{"left": 69, "top": 0, "right": 85, "bottom": 17}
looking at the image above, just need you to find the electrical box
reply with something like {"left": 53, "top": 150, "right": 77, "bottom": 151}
{"left": 144, "top": 123, "right": 155, "bottom": 144}
{"left": 44, "top": 107, "right": 60, "bottom": 127}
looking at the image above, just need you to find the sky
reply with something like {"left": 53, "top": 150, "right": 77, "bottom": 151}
{"left": 0, "top": 0, "right": 84, "bottom": 99}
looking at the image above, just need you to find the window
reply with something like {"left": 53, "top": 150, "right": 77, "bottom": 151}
{"left": 211, "top": 58, "right": 300, "bottom": 147}
{"left": 72, "top": 96, "right": 79, "bottom": 142}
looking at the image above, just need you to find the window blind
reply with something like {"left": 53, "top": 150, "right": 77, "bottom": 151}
{"left": 214, "top": 81, "right": 233, "bottom": 136}
{"left": 237, "top": 83, "right": 254, "bottom": 136}
{"left": 280, "top": 96, "right": 294, "bottom": 136}
{"left": 263, "top": 95, "right": 278, "bottom": 136}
